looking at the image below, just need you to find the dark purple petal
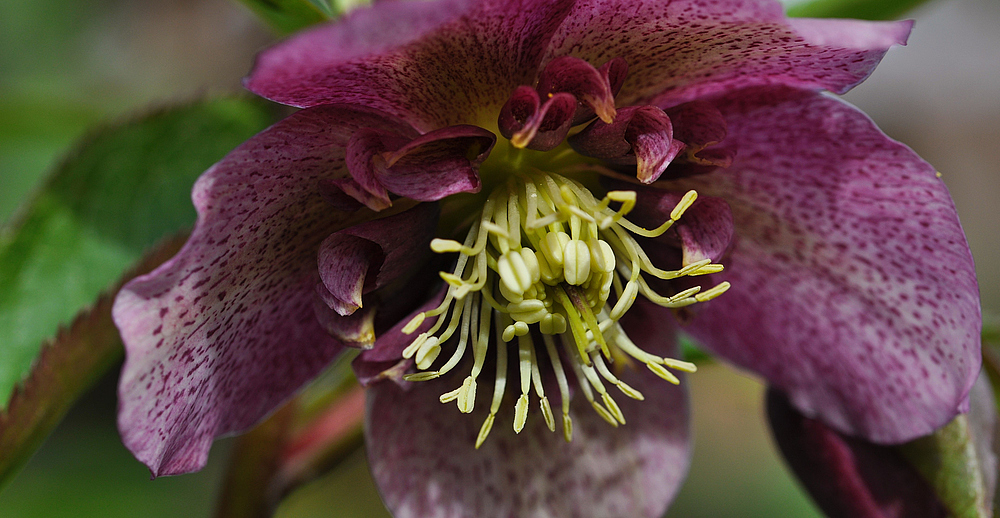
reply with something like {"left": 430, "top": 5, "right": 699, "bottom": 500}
{"left": 544, "top": 0, "right": 912, "bottom": 107}
{"left": 767, "top": 388, "right": 948, "bottom": 518}
{"left": 498, "top": 87, "right": 577, "bottom": 151}
{"left": 571, "top": 106, "right": 684, "bottom": 183}
{"left": 112, "top": 105, "right": 403, "bottom": 476}
{"left": 377, "top": 125, "right": 495, "bottom": 200}
{"left": 317, "top": 234, "right": 381, "bottom": 316}
{"left": 366, "top": 336, "right": 690, "bottom": 517}
{"left": 344, "top": 128, "right": 412, "bottom": 207}
{"left": 536, "top": 56, "right": 620, "bottom": 124}
{"left": 672, "top": 87, "right": 981, "bottom": 443}
{"left": 247, "top": 0, "right": 576, "bottom": 131}
{"left": 318, "top": 203, "right": 439, "bottom": 317}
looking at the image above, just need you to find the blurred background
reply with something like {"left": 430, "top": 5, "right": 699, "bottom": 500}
{"left": 0, "top": 0, "right": 996, "bottom": 516}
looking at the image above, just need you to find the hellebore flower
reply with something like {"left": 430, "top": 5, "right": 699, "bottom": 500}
{"left": 111, "top": 0, "right": 982, "bottom": 516}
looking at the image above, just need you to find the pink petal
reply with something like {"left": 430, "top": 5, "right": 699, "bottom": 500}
{"left": 671, "top": 87, "right": 981, "bottom": 443}
{"left": 366, "top": 337, "right": 690, "bottom": 518}
{"left": 246, "top": 0, "right": 577, "bottom": 131}
{"left": 544, "top": 0, "right": 912, "bottom": 107}
{"left": 112, "top": 105, "right": 414, "bottom": 476}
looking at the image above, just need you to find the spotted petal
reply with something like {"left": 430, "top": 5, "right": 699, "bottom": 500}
{"left": 544, "top": 0, "right": 912, "bottom": 107}
{"left": 671, "top": 87, "right": 981, "bottom": 443}
{"left": 112, "top": 105, "right": 415, "bottom": 476}
{"left": 246, "top": 0, "right": 577, "bottom": 131}
{"left": 366, "top": 301, "right": 690, "bottom": 518}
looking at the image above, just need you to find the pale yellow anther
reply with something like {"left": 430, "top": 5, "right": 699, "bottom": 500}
{"left": 415, "top": 337, "right": 441, "bottom": 370}
{"left": 498, "top": 250, "right": 533, "bottom": 294}
{"left": 695, "top": 281, "right": 731, "bottom": 302}
{"left": 476, "top": 413, "right": 496, "bottom": 448}
{"left": 513, "top": 394, "right": 530, "bottom": 433}
{"left": 502, "top": 325, "right": 516, "bottom": 342}
{"left": 662, "top": 358, "right": 697, "bottom": 373}
{"left": 616, "top": 381, "right": 645, "bottom": 400}
{"left": 589, "top": 239, "right": 616, "bottom": 274}
{"left": 439, "top": 386, "right": 462, "bottom": 403}
{"left": 562, "top": 413, "right": 574, "bottom": 442}
{"left": 402, "top": 333, "right": 428, "bottom": 359}
{"left": 602, "top": 393, "right": 626, "bottom": 424}
{"left": 563, "top": 240, "right": 592, "bottom": 285}
{"left": 430, "top": 238, "right": 465, "bottom": 254}
{"left": 403, "top": 371, "right": 441, "bottom": 382}
{"left": 457, "top": 376, "right": 477, "bottom": 413}
{"left": 670, "top": 190, "right": 698, "bottom": 221}
{"left": 402, "top": 313, "right": 425, "bottom": 335}
{"left": 647, "top": 362, "right": 680, "bottom": 384}
{"left": 536, "top": 252, "right": 561, "bottom": 284}
{"left": 541, "top": 231, "right": 570, "bottom": 266}
{"left": 538, "top": 313, "right": 567, "bottom": 335}
{"left": 507, "top": 299, "right": 548, "bottom": 324}
{"left": 540, "top": 397, "right": 556, "bottom": 432}
{"left": 688, "top": 263, "right": 725, "bottom": 276}
{"left": 439, "top": 272, "right": 465, "bottom": 288}
{"left": 591, "top": 401, "right": 619, "bottom": 427}
{"left": 519, "top": 248, "right": 542, "bottom": 285}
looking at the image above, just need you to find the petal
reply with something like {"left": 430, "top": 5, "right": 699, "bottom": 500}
{"left": 365, "top": 340, "right": 691, "bottom": 518}
{"left": 544, "top": 0, "right": 912, "bottom": 107}
{"left": 535, "top": 56, "right": 621, "bottom": 124}
{"left": 672, "top": 87, "right": 981, "bottom": 443}
{"left": 246, "top": 0, "right": 577, "bottom": 131}
{"left": 112, "top": 106, "right": 407, "bottom": 476}
{"left": 378, "top": 126, "right": 496, "bottom": 201}
{"left": 570, "top": 105, "right": 684, "bottom": 183}
{"left": 767, "top": 388, "right": 948, "bottom": 518}
{"left": 498, "top": 87, "right": 578, "bottom": 151}
{"left": 318, "top": 203, "right": 439, "bottom": 317}
{"left": 664, "top": 100, "right": 734, "bottom": 167}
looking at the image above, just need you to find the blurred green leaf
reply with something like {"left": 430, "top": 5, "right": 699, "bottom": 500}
{"left": 235, "top": 0, "right": 328, "bottom": 34}
{"left": 787, "top": 0, "right": 934, "bottom": 20}
{"left": 0, "top": 97, "right": 277, "bottom": 409}
{"left": 899, "top": 414, "right": 993, "bottom": 518}
{"left": 0, "top": 234, "right": 186, "bottom": 487}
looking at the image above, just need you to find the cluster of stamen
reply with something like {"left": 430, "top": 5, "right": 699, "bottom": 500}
{"left": 400, "top": 171, "right": 730, "bottom": 447}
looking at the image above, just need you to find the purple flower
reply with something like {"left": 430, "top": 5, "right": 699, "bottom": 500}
{"left": 111, "top": 0, "right": 981, "bottom": 516}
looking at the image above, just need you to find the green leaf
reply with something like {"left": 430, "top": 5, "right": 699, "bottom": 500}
{"left": 234, "top": 0, "right": 364, "bottom": 34}
{"left": 0, "top": 234, "right": 186, "bottom": 487}
{"left": 898, "top": 378, "right": 996, "bottom": 518}
{"left": 0, "top": 97, "right": 277, "bottom": 409}
{"left": 786, "top": 0, "right": 934, "bottom": 20}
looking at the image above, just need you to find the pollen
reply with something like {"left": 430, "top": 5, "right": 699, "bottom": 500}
{"left": 400, "top": 172, "right": 729, "bottom": 447}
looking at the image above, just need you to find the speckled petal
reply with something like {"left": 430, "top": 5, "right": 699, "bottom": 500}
{"left": 377, "top": 126, "right": 495, "bottom": 201}
{"left": 112, "top": 105, "right": 411, "bottom": 476}
{"left": 544, "top": 0, "right": 912, "bottom": 108}
{"left": 672, "top": 87, "right": 981, "bottom": 443}
{"left": 767, "top": 388, "right": 948, "bottom": 518}
{"left": 317, "top": 204, "right": 438, "bottom": 316}
{"left": 366, "top": 298, "right": 690, "bottom": 518}
{"left": 246, "top": 0, "right": 576, "bottom": 131}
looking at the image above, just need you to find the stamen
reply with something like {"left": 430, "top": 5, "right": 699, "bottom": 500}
{"left": 399, "top": 171, "right": 728, "bottom": 446}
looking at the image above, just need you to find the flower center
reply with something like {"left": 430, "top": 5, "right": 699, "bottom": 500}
{"left": 398, "top": 171, "right": 730, "bottom": 447}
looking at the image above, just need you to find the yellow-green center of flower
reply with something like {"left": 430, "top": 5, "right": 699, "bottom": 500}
{"left": 399, "top": 171, "right": 729, "bottom": 448}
